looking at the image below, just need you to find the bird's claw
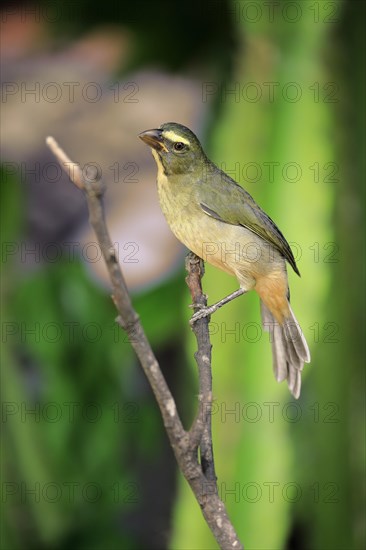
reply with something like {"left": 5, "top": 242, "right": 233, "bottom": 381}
{"left": 189, "top": 304, "right": 216, "bottom": 325}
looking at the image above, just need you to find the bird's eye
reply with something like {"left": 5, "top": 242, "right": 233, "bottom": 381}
{"left": 173, "top": 142, "right": 186, "bottom": 152}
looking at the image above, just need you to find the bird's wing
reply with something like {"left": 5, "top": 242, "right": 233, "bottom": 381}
{"left": 198, "top": 170, "right": 300, "bottom": 275}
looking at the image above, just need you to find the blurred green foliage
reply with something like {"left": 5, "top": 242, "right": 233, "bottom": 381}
{"left": 1, "top": 169, "right": 188, "bottom": 548}
{"left": 1, "top": 1, "right": 365, "bottom": 549}
{"left": 172, "top": 1, "right": 365, "bottom": 549}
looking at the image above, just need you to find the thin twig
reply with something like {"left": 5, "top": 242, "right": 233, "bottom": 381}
{"left": 46, "top": 136, "right": 243, "bottom": 550}
{"left": 186, "top": 253, "right": 216, "bottom": 483}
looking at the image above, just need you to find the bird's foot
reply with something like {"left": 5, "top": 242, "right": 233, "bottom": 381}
{"left": 189, "top": 304, "right": 218, "bottom": 325}
{"left": 189, "top": 288, "right": 247, "bottom": 326}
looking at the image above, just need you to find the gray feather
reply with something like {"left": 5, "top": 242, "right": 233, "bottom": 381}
{"left": 261, "top": 300, "right": 310, "bottom": 399}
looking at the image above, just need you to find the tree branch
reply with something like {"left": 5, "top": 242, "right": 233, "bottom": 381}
{"left": 186, "top": 253, "right": 216, "bottom": 483}
{"left": 46, "top": 136, "right": 243, "bottom": 550}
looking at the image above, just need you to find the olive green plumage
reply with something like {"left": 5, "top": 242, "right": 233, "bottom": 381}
{"left": 144, "top": 122, "right": 299, "bottom": 276}
{"left": 139, "top": 122, "right": 310, "bottom": 398}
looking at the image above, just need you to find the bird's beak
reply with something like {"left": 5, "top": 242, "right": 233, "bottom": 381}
{"left": 139, "top": 129, "right": 168, "bottom": 152}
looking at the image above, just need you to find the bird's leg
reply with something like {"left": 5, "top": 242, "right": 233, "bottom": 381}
{"left": 190, "top": 288, "right": 247, "bottom": 325}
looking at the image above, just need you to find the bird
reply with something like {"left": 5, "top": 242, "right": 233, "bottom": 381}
{"left": 139, "top": 122, "right": 310, "bottom": 398}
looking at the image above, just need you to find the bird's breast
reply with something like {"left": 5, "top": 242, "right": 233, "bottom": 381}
{"left": 155, "top": 164, "right": 285, "bottom": 290}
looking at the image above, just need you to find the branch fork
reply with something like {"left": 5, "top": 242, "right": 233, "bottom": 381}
{"left": 46, "top": 136, "right": 243, "bottom": 550}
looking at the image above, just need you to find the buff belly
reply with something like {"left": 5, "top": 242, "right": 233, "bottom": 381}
{"left": 156, "top": 172, "right": 286, "bottom": 293}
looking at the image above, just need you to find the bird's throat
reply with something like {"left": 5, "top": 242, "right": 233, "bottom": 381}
{"left": 151, "top": 149, "right": 167, "bottom": 177}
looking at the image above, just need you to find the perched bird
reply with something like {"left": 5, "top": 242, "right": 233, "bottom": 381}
{"left": 139, "top": 122, "right": 310, "bottom": 398}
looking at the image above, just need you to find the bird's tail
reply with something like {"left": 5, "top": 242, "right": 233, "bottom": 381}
{"left": 260, "top": 300, "right": 310, "bottom": 398}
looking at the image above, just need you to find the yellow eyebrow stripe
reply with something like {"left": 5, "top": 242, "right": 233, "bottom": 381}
{"left": 163, "top": 130, "right": 190, "bottom": 145}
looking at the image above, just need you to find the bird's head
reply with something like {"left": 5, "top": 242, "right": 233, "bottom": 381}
{"left": 139, "top": 122, "right": 207, "bottom": 175}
